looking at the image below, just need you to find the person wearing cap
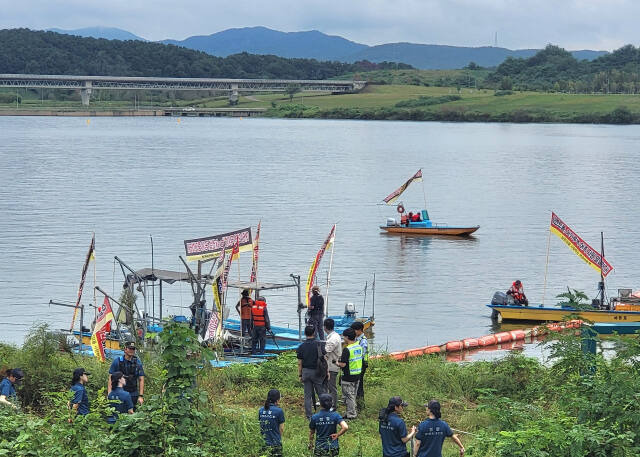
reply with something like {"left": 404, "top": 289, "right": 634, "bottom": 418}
{"left": 308, "top": 286, "right": 325, "bottom": 340}
{"left": 69, "top": 368, "right": 90, "bottom": 421}
{"left": 258, "top": 389, "right": 285, "bottom": 457}
{"left": 108, "top": 341, "right": 145, "bottom": 409}
{"left": 414, "top": 400, "right": 465, "bottom": 457}
{"left": 107, "top": 371, "right": 134, "bottom": 424}
{"left": 251, "top": 296, "right": 271, "bottom": 355}
{"left": 379, "top": 396, "right": 416, "bottom": 457}
{"left": 235, "top": 288, "right": 254, "bottom": 337}
{"left": 350, "top": 321, "right": 368, "bottom": 406}
{"left": 323, "top": 318, "right": 342, "bottom": 408}
{"left": 0, "top": 368, "right": 23, "bottom": 409}
{"left": 336, "top": 328, "right": 362, "bottom": 419}
{"left": 309, "top": 393, "right": 348, "bottom": 457}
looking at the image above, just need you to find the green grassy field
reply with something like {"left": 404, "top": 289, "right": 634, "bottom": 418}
{"left": 3, "top": 83, "right": 640, "bottom": 123}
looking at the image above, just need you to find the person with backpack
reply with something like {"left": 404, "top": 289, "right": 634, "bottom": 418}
{"left": 108, "top": 341, "right": 145, "bottom": 409}
{"left": 297, "top": 325, "right": 327, "bottom": 419}
{"left": 258, "top": 389, "right": 285, "bottom": 456}
{"left": 379, "top": 396, "right": 416, "bottom": 457}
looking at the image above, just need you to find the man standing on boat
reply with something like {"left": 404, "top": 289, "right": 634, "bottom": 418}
{"left": 108, "top": 341, "right": 145, "bottom": 409}
{"left": 507, "top": 280, "right": 529, "bottom": 306}
{"left": 309, "top": 286, "right": 325, "bottom": 340}
{"left": 251, "top": 296, "right": 271, "bottom": 354}
{"left": 236, "top": 289, "right": 254, "bottom": 337}
{"left": 324, "top": 318, "right": 342, "bottom": 408}
{"left": 351, "top": 321, "right": 368, "bottom": 407}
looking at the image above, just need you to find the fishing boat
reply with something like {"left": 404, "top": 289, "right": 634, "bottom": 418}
{"left": 488, "top": 213, "right": 628, "bottom": 324}
{"left": 379, "top": 169, "right": 479, "bottom": 236}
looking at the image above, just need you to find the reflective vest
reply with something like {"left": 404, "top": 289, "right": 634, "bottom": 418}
{"left": 346, "top": 342, "right": 363, "bottom": 376}
{"left": 240, "top": 297, "right": 253, "bottom": 320}
{"left": 251, "top": 301, "right": 267, "bottom": 327}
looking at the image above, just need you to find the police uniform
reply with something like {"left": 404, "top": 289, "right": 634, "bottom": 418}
{"left": 109, "top": 355, "right": 145, "bottom": 408}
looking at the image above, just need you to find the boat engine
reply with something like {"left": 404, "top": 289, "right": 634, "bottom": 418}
{"left": 491, "top": 291, "right": 507, "bottom": 305}
{"left": 344, "top": 302, "right": 357, "bottom": 318}
{"left": 386, "top": 217, "right": 398, "bottom": 226}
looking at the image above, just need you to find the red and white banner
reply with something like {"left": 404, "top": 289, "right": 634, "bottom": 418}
{"left": 250, "top": 221, "right": 261, "bottom": 283}
{"left": 305, "top": 225, "right": 336, "bottom": 306}
{"left": 383, "top": 169, "right": 423, "bottom": 204}
{"left": 550, "top": 212, "right": 613, "bottom": 277}
{"left": 70, "top": 234, "right": 95, "bottom": 331}
{"left": 90, "top": 296, "right": 114, "bottom": 362}
{"left": 184, "top": 227, "right": 252, "bottom": 261}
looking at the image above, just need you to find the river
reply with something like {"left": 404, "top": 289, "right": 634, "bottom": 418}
{"left": 1, "top": 116, "right": 639, "bottom": 353}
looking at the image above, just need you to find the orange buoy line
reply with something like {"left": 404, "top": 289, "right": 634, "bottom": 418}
{"left": 374, "top": 320, "right": 584, "bottom": 362}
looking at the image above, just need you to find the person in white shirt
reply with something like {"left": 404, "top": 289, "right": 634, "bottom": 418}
{"left": 323, "top": 318, "right": 342, "bottom": 409}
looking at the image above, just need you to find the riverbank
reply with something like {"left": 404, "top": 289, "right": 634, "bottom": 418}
{"left": 3, "top": 85, "right": 640, "bottom": 123}
{"left": 1, "top": 323, "right": 639, "bottom": 456}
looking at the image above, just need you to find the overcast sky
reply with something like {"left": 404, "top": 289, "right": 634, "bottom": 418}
{"left": 1, "top": 0, "right": 638, "bottom": 50}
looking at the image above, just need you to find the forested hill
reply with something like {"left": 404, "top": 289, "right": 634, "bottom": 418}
{"left": 0, "top": 28, "right": 411, "bottom": 79}
{"left": 487, "top": 44, "right": 640, "bottom": 92}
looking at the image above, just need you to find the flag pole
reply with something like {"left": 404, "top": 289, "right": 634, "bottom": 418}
{"left": 93, "top": 231, "right": 97, "bottom": 320}
{"left": 325, "top": 224, "right": 336, "bottom": 317}
{"left": 542, "top": 223, "right": 552, "bottom": 306}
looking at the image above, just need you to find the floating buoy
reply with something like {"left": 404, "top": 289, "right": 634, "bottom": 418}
{"left": 494, "top": 332, "right": 512, "bottom": 343}
{"left": 510, "top": 330, "right": 526, "bottom": 341}
{"left": 445, "top": 341, "right": 464, "bottom": 352}
{"left": 424, "top": 345, "right": 441, "bottom": 354}
{"left": 478, "top": 335, "right": 497, "bottom": 347}
{"left": 462, "top": 338, "right": 479, "bottom": 349}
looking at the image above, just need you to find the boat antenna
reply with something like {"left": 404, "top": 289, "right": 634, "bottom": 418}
{"left": 599, "top": 232, "right": 606, "bottom": 308}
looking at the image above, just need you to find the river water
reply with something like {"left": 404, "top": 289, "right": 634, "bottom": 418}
{"left": 1, "top": 117, "right": 639, "bottom": 353}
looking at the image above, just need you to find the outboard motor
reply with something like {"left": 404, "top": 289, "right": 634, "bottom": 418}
{"left": 386, "top": 217, "right": 397, "bottom": 227}
{"left": 491, "top": 291, "right": 507, "bottom": 306}
{"left": 344, "top": 302, "right": 357, "bottom": 319}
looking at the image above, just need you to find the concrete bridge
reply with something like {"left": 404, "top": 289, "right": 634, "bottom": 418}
{"left": 0, "top": 74, "right": 367, "bottom": 106}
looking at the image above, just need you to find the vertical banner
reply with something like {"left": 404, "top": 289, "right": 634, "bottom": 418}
{"left": 550, "top": 212, "right": 614, "bottom": 277}
{"left": 305, "top": 225, "right": 336, "bottom": 306}
{"left": 70, "top": 234, "right": 95, "bottom": 331}
{"left": 250, "top": 221, "right": 261, "bottom": 283}
{"left": 204, "top": 252, "right": 226, "bottom": 342}
{"left": 383, "top": 169, "right": 423, "bottom": 204}
{"left": 90, "top": 297, "right": 114, "bottom": 362}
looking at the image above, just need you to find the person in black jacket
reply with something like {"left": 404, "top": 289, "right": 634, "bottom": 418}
{"left": 309, "top": 286, "right": 325, "bottom": 340}
{"left": 297, "top": 325, "right": 327, "bottom": 419}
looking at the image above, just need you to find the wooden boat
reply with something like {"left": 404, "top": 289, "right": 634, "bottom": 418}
{"left": 380, "top": 220, "right": 479, "bottom": 236}
{"left": 487, "top": 303, "right": 640, "bottom": 323}
{"left": 380, "top": 169, "right": 479, "bottom": 237}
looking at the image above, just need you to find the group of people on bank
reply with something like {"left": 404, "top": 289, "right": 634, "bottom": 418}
{"left": 1, "top": 340, "right": 145, "bottom": 423}
{"left": 259, "top": 388, "right": 465, "bottom": 457}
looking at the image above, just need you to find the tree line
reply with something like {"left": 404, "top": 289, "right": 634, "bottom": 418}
{"left": 486, "top": 44, "right": 640, "bottom": 93}
{"left": 0, "top": 28, "right": 411, "bottom": 79}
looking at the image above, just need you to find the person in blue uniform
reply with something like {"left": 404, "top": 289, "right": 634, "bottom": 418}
{"left": 69, "top": 367, "right": 90, "bottom": 421}
{"left": 309, "top": 393, "right": 348, "bottom": 457}
{"left": 258, "top": 389, "right": 285, "bottom": 456}
{"left": 0, "top": 368, "right": 23, "bottom": 409}
{"left": 107, "top": 371, "right": 134, "bottom": 424}
{"left": 108, "top": 341, "right": 145, "bottom": 409}
{"left": 413, "top": 400, "right": 464, "bottom": 457}
{"left": 379, "top": 396, "right": 416, "bottom": 457}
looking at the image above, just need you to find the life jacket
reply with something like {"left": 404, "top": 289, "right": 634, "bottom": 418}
{"left": 411, "top": 213, "right": 420, "bottom": 222}
{"left": 251, "top": 301, "right": 267, "bottom": 327}
{"left": 510, "top": 282, "right": 525, "bottom": 300}
{"left": 240, "top": 297, "right": 253, "bottom": 319}
{"left": 346, "top": 342, "right": 363, "bottom": 376}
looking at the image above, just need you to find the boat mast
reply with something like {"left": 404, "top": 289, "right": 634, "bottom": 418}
{"left": 599, "top": 232, "right": 606, "bottom": 308}
{"left": 420, "top": 171, "right": 428, "bottom": 212}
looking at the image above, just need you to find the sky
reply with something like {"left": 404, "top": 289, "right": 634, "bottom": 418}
{"left": 1, "top": 0, "right": 638, "bottom": 50}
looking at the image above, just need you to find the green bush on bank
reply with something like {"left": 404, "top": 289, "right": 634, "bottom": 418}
{"left": 2, "top": 323, "right": 640, "bottom": 456}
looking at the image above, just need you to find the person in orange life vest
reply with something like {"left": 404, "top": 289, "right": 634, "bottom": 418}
{"left": 251, "top": 296, "right": 271, "bottom": 354}
{"left": 236, "top": 289, "right": 254, "bottom": 336}
{"left": 407, "top": 212, "right": 414, "bottom": 224}
{"left": 506, "top": 280, "right": 529, "bottom": 306}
